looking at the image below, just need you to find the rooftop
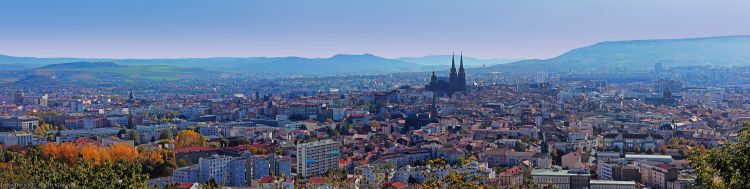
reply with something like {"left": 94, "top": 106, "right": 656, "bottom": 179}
{"left": 624, "top": 154, "right": 672, "bottom": 159}
{"left": 531, "top": 169, "right": 591, "bottom": 176}
{"left": 590, "top": 180, "right": 637, "bottom": 185}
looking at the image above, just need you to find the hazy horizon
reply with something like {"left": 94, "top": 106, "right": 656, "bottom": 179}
{"left": 1, "top": 0, "right": 749, "bottom": 59}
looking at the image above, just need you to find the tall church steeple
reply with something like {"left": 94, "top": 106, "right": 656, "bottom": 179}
{"left": 458, "top": 52, "right": 466, "bottom": 92}
{"left": 459, "top": 52, "right": 465, "bottom": 76}
{"left": 450, "top": 52, "right": 457, "bottom": 81}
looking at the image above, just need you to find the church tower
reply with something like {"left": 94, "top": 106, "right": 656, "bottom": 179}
{"left": 424, "top": 53, "right": 468, "bottom": 97}
{"left": 458, "top": 53, "right": 466, "bottom": 92}
{"left": 449, "top": 53, "right": 457, "bottom": 84}
{"left": 430, "top": 71, "right": 437, "bottom": 82}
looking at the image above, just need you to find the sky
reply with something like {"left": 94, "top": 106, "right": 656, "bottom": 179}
{"left": 0, "top": 0, "right": 749, "bottom": 59}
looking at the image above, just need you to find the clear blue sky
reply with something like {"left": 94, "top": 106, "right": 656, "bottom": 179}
{"left": 1, "top": 0, "right": 748, "bottom": 59}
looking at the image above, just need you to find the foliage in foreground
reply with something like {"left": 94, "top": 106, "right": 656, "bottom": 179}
{"left": 0, "top": 146, "right": 152, "bottom": 189}
{"left": 690, "top": 122, "right": 750, "bottom": 189}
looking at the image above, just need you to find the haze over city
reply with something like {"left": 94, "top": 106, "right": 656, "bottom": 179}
{"left": 1, "top": 0, "right": 749, "bottom": 59}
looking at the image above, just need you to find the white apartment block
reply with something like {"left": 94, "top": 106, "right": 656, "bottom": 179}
{"left": 0, "top": 133, "right": 33, "bottom": 148}
{"left": 296, "top": 139, "right": 340, "bottom": 177}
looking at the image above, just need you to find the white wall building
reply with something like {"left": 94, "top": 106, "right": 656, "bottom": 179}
{"left": 296, "top": 139, "right": 340, "bottom": 177}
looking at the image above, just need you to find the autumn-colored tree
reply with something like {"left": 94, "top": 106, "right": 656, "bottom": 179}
{"left": 110, "top": 142, "right": 140, "bottom": 161}
{"left": 246, "top": 146, "right": 269, "bottom": 155}
{"left": 42, "top": 142, "right": 80, "bottom": 164}
{"left": 175, "top": 130, "right": 207, "bottom": 148}
{"left": 34, "top": 122, "right": 53, "bottom": 137}
{"left": 0, "top": 149, "right": 152, "bottom": 188}
{"left": 418, "top": 171, "right": 490, "bottom": 189}
{"left": 659, "top": 145, "right": 669, "bottom": 155}
{"left": 79, "top": 144, "right": 109, "bottom": 164}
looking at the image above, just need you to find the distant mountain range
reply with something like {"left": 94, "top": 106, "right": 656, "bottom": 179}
{"left": 398, "top": 55, "right": 521, "bottom": 68}
{"left": 1, "top": 35, "right": 748, "bottom": 76}
{"left": 1, "top": 62, "right": 216, "bottom": 85}
{"left": 475, "top": 35, "right": 750, "bottom": 73}
{"left": 0, "top": 53, "right": 517, "bottom": 74}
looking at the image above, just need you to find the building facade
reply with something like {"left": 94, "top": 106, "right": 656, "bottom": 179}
{"left": 296, "top": 139, "right": 340, "bottom": 177}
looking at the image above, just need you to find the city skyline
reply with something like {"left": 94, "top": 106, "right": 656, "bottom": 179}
{"left": 1, "top": 0, "right": 749, "bottom": 59}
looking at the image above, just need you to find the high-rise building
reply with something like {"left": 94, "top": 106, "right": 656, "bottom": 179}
{"left": 296, "top": 139, "right": 340, "bottom": 177}
{"left": 197, "top": 154, "right": 246, "bottom": 186}
{"left": 71, "top": 100, "right": 85, "bottom": 113}
{"left": 247, "top": 153, "right": 292, "bottom": 180}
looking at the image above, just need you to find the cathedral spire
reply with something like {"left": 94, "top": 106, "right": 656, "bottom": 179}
{"left": 451, "top": 52, "right": 456, "bottom": 70}
{"left": 450, "top": 52, "right": 457, "bottom": 80}
{"left": 459, "top": 52, "right": 465, "bottom": 72}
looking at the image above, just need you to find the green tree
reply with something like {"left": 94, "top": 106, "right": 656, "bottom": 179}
{"left": 160, "top": 128, "right": 174, "bottom": 140}
{"left": 118, "top": 128, "right": 127, "bottom": 138}
{"left": 203, "top": 177, "right": 219, "bottom": 189}
{"left": 690, "top": 122, "right": 750, "bottom": 188}
{"left": 515, "top": 141, "right": 528, "bottom": 152}
{"left": 408, "top": 175, "right": 418, "bottom": 184}
{"left": 130, "top": 129, "right": 141, "bottom": 145}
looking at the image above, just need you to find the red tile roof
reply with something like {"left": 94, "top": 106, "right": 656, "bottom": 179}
{"left": 174, "top": 182, "right": 194, "bottom": 189}
{"left": 391, "top": 182, "right": 408, "bottom": 189}
{"left": 499, "top": 166, "right": 524, "bottom": 176}
{"left": 222, "top": 145, "right": 246, "bottom": 152}
{"left": 657, "top": 164, "right": 673, "bottom": 169}
{"left": 309, "top": 177, "right": 327, "bottom": 183}
{"left": 258, "top": 176, "right": 274, "bottom": 183}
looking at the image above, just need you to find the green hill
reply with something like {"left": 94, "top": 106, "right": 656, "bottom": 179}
{"left": 4, "top": 62, "right": 216, "bottom": 84}
{"left": 477, "top": 35, "right": 750, "bottom": 73}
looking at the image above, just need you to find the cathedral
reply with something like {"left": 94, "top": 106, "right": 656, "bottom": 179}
{"left": 425, "top": 53, "right": 467, "bottom": 96}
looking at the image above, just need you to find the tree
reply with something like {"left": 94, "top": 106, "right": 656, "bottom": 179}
{"left": 418, "top": 171, "right": 489, "bottom": 189}
{"left": 515, "top": 141, "right": 528, "bottom": 152}
{"left": 456, "top": 157, "right": 465, "bottom": 166}
{"left": 175, "top": 130, "right": 207, "bottom": 148}
{"left": 129, "top": 129, "right": 141, "bottom": 145}
{"left": 159, "top": 128, "right": 174, "bottom": 140}
{"left": 690, "top": 122, "right": 750, "bottom": 188}
{"left": 118, "top": 128, "right": 127, "bottom": 139}
{"left": 203, "top": 177, "right": 219, "bottom": 189}
{"left": 219, "top": 138, "right": 230, "bottom": 147}
{"left": 1, "top": 147, "right": 151, "bottom": 188}
{"left": 230, "top": 137, "right": 250, "bottom": 146}
{"left": 408, "top": 175, "right": 418, "bottom": 184}
{"left": 34, "top": 122, "right": 52, "bottom": 137}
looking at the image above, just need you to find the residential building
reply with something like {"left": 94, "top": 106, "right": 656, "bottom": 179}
{"left": 0, "top": 116, "right": 39, "bottom": 131}
{"left": 589, "top": 180, "right": 638, "bottom": 189}
{"left": 531, "top": 168, "right": 591, "bottom": 189}
{"left": 296, "top": 139, "right": 340, "bottom": 177}
{"left": 0, "top": 133, "right": 33, "bottom": 148}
